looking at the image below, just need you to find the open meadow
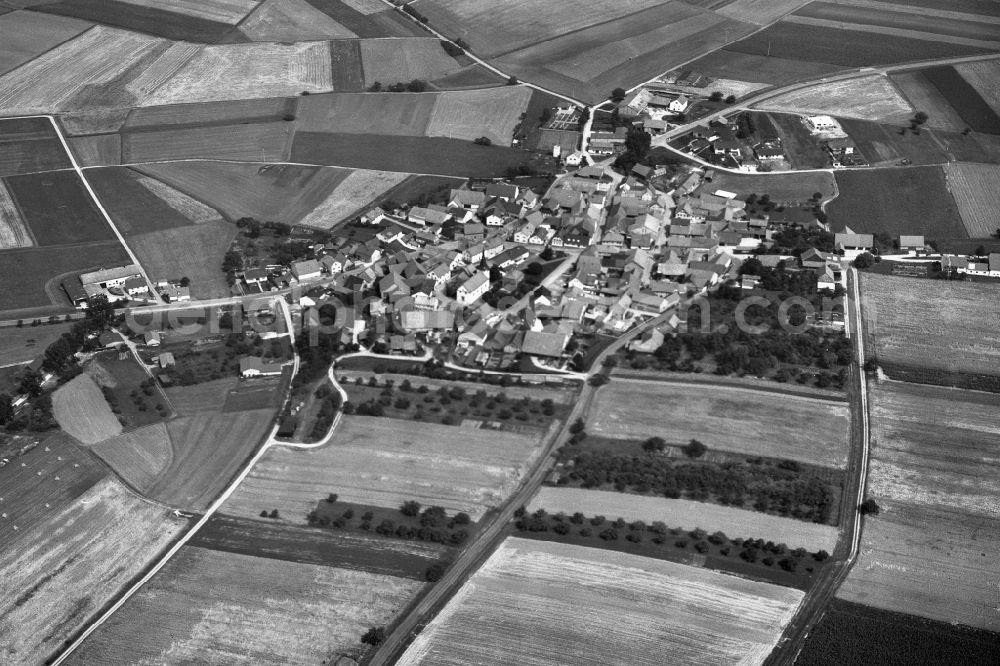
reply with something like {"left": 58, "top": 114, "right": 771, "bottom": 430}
{"left": 709, "top": 170, "right": 836, "bottom": 203}
{"left": 239, "top": 0, "right": 358, "bottom": 41}
{"left": 530, "top": 486, "right": 839, "bottom": 552}
{"left": 296, "top": 91, "right": 437, "bottom": 135}
{"left": 52, "top": 374, "right": 122, "bottom": 444}
{"left": 860, "top": 272, "right": 1000, "bottom": 390}
{"left": 298, "top": 169, "right": 409, "bottom": 228}
{"left": 223, "top": 415, "right": 548, "bottom": 521}
{"left": 0, "top": 477, "right": 184, "bottom": 665}
{"left": 0, "top": 10, "right": 92, "bottom": 76}
{"left": 0, "top": 321, "right": 75, "bottom": 366}
{"left": 5, "top": 170, "right": 114, "bottom": 246}
{"left": 65, "top": 546, "right": 423, "bottom": 666}
{"left": 89, "top": 422, "right": 173, "bottom": 494}
{"left": 587, "top": 379, "right": 850, "bottom": 468}
{"left": 163, "top": 377, "right": 238, "bottom": 415}
{"left": 754, "top": 75, "right": 912, "bottom": 121}
{"left": 890, "top": 71, "right": 970, "bottom": 132}
{"left": 945, "top": 162, "right": 1000, "bottom": 237}
{"left": 125, "top": 95, "right": 296, "bottom": 130}
{"left": 680, "top": 49, "right": 840, "bottom": 87}
{"left": 398, "top": 537, "right": 804, "bottom": 666}
{"left": 127, "top": 220, "right": 236, "bottom": 298}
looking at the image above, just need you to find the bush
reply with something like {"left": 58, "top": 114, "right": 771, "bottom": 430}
{"left": 401, "top": 500, "right": 421, "bottom": 516}
{"left": 361, "top": 626, "right": 387, "bottom": 647}
{"left": 425, "top": 563, "right": 446, "bottom": 582}
{"left": 682, "top": 439, "right": 707, "bottom": 458}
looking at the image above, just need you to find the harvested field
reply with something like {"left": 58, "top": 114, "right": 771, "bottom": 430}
{"left": 240, "top": 0, "right": 357, "bottom": 40}
{"left": 531, "top": 487, "right": 839, "bottom": 552}
{"left": 0, "top": 431, "right": 106, "bottom": 547}
{"left": 0, "top": 321, "right": 75, "bottom": 366}
{"left": 52, "top": 374, "right": 122, "bottom": 444}
{"left": 5, "top": 170, "right": 114, "bottom": 246}
{"left": 716, "top": 0, "right": 809, "bottom": 25}
{"left": 117, "top": 0, "right": 258, "bottom": 24}
{"left": 399, "top": 537, "right": 804, "bottom": 666}
{"left": 298, "top": 169, "right": 409, "bottom": 228}
{"left": 296, "top": 91, "right": 437, "bottom": 135}
{"left": 291, "top": 133, "right": 533, "bottom": 177}
{"left": 945, "top": 162, "right": 1000, "bottom": 237}
{"left": 127, "top": 220, "right": 237, "bottom": 298}
{"left": 0, "top": 25, "right": 166, "bottom": 115}
{"left": 0, "top": 11, "right": 92, "bottom": 76}
{"left": 142, "top": 42, "right": 333, "bottom": 106}
{"left": 163, "top": 377, "right": 238, "bottom": 415}
{"left": 890, "top": 71, "right": 969, "bottom": 132}
{"left": 136, "top": 176, "right": 223, "bottom": 224}
{"left": 829, "top": 167, "right": 965, "bottom": 239}
{"left": 193, "top": 514, "right": 448, "bottom": 578}
{"left": 587, "top": 379, "right": 850, "bottom": 468}
{"left": 0, "top": 241, "right": 130, "bottom": 312}
{"left": 921, "top": 65, "right": 1000, "bottom": 134}
{"left": 793, "top": 1, "right": 1000, "bottom": 44}
{"left": 136, "top": 161, "right": 350, "bottom": 224}
{"left": 955, "top": 59, "right": 1000, "bottom": 114}
{"left": 726, "top": 21, "right": 995, "bottom": 68}
{"left": 122, "top": 122, "right": 292, "bottom": 162}
{"left": 860, "top": 272, "right": 1000, "bottom": 390}
{"left": 0, "top": 180, "right": 32, "bottom": 249}
{"left": 90, "top": 422, "right": 173, "bottom": 493}
{"left": 66, "top": 546, "right": 422, "bottom": 666}
{"left": 425, "top": 86, "right": 532, "bottom": 146}
{"left": 67, "top": 134, "right": 121, "bottom": 167}
{"left": 151, "top": 408, "right": 274, "bottom": 509}
{"left": 224, "top": 415, "right": 547, "bottom": 521}
{"left": 87, "top": 167, "right": 198, "bottom": 235}
{"left": 125, "top": 96, "right": 295, "bottom": 129}
{"left": 359, "top": 38, "right": 463, "bottom": 84}
{"left": 755, "top": 75, "right": 912, "bottom": 121}
{"left": 0, "top": 477, "right": 183, "bottom": 666}
{"left": 710, "top": 170, "right": 836, "bottom": 203}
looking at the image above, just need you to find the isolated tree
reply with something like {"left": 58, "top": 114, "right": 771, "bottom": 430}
{"left": 407, "top": 79, "right": 427, "bottom": 92}
{"left": 507, "top": 76, "right": 518, "bottom": 85}
{"left": 588, "top": 374, "right": 610, "bottom": 387}
{"left": 913, "top": 111, "right": 929, "bottom": 125}
{"left": 724, "top": 94, "right": 737, "bottom": 104}
{"left": 368, "top": 81, "right": 382, "bottom": 92}
{"left": 682, "top": 438, "right": 707, "bottom": 458}
{"left": 269, "top": 509, "right": 279, "bottom": 519}
{"left": 0, "top": 394, "right": 13, "bottom": 425}
{"left": 400, "top": 500, "right": 421, "bottom": 517}
{"left": 611, "top": 87, "right": 627, "bottom": 102}
{"left": 975, "top": 244, "right": 987, "bottom": 256}
{"left": 425, "top": 563, "right": 446, "bottom": 582}
{"left": 859, "top": 498, "right": 881, "bottom": 516}
{"left": 852, "top": 252, "right": 875, "bottom": 269}
{"left": 179, "top": 276, "right": 191, "bottom": 287}
{"left": 539, "top": 246, "right": 555, "bottom": 261}
{"left": 361, "top": 626, "right": 387, "bottom": 647}
{"left": 473, "top": 136, "right": 492, "bottom": 146}
{"left": 260, "top": 510, "right": 269, "bottom": 518}
{"left": 642, "top": 436, "right": 667, "bottom": 453}
{"left": 709, "top": 91, "right": 724, "bottom": 102}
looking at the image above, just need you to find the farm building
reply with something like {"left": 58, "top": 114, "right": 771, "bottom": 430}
{"left": 805, "top": 116, "right": 843, "bottom": 133}
{"left": 457, "top": 272, "right": 489, "bottom": 305}
{"left": 291, "top": 259, "right": 322, "bottom": 281}
{"left": 239, "top": 356, "right": 285, "bottom": 377}
{"left": 835, "top": 233, "right": 874, "bottom": 256}
{"left": 521, "top": 331, "right": 569, "bottom": 359}
{"left": 80, "top": 265, "right": 142, "bottom": 289}
{"left": 899, "top": 235, "right": 925, "bottom": 253}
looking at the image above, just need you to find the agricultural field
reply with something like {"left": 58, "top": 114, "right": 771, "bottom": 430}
{"left": 192, "top": 514, "right": 449, "bottom": 579}
{"left": 136, "top": 161, "right": 352, "bottom": 224}
{"left": 0, "top": 116, "right": 72, "bottom": 177}
{"left": 290, "top": 133, "right": 536, "bottom": 177}
{"left": 222, "top": 374, "right": 289, "bottom": 412}
{"left": 709, "top": 169, "right": 836, "bottom": 203}
{"left": 296, "top": 91, "right": 437, "bottom": 135}
{"left": 828, "top": 167, "right": 965, "bottom": 239}
{"left": 0, "top": 180, "right": 31, "bottom": 249}
{"left": 125, "top": 96, "right": 297, "bottom": 130}
{"left": 0, "top": 477, "right": 184, "bottom": 665}
{"left": 87, "top": 167, "right": 211, "bottom": 235}
{"left": 121, "top": 122, "right": 293, "bottom": 162}
{"left": 301, "top": 0, "right": 426, "bottom": 38}
{"left": 359, "top": 38, "right": 465, "bottom": 85}
{"left": 955, "top": 58, "right": 1000, "bottom": 115}
{"left": 890, "top": 71, "right": 970, "bottom": 132}
{"left": 117, "top": 0, "right": 258, "bottom": 24}
{"left": 65, "top": 546, "right": 423, "bottom": 666}
{"left": 223, "top": 415, "right": 548, "bottom": 521}
{"left": 679, "top": 49, "right": 840, "bottom": 87}
{"left": 4, "top": 170, "right": 114, "bottom": 246}
{"left": 0, "top": 11, "right": 92, "bottom": 76}
{"left": 860, "top": 272, "right": 1000, "bottom": 390}
{"left": 149, "top": 408, "right": 275, "bottom": 509}
{"left": 797, "top": 598, "right": 1000, "bottom": 666}
{"left": 754, "top": 75, "right": 912, "bottom": 121}
{"left": 240, "top": 0, "right": 357, "bottom": 40}
{"left": 0, "top": 321, "right": 75, "bottom": 366}
{"left": 298, "top": 169, "right": 409, "bottom": 228}
{"left": 838, "top": 118, "right": 951, "bottom": 166}
{"left": 586, "top": 379, "right": 850, "bottom": 468}
{"left": 715, "top": 0, "right": 809, "bottom": 25}
{"left": 425, "top": 86, "right": 532, "bottom": 146}
{"left": 530, "top": 486, "right": 839, "bottom": 552}
{"left": 919, "top": 65, "right": 1000, "bottom": 134}
{"left": 768, "top": 112, "right": 831, "bottom": 169}
{"left": 36, "top": 0, "right": 251, "bottom": 42}
{"left": 67, "top": 134, "right": 122, "bottom": 167}
{"left": 126, "top": 220, "right": 236, "bottom": 298}
{"left": 52, "top": 374, "right": 122, "bottom": 444}
{"left": 398, "top": 537, "right": 804, "bottom": 666}
{"left": 89, "top": 422, "right": 172, "bottom": 494}
{"left": 944, "top": 162, "right": 1000, "bottom": 237}
{"left": 141, "top": 41, "right": 333, "bottom": 106}
{"left": 163, "top": 377, "right": 238, "bottom": 415}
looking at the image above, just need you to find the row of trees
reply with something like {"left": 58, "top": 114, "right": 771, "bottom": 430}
{"left": 307, "top": 499, "right": 471, "bottom": 545}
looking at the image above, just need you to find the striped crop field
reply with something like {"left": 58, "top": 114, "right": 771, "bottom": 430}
{"left": 754, "top": 75, "right": 913, "bottom": 121}
{"left": 944, "top": 162, "right": 1000, "bottom": 237}
{"left": 398, "top": 537, "right": 804, "bottom": 665}
{"left": 0, "top": 179, "right": 32, "bottom": 248}
{"left": 52, "top": 374, "right": 123, "bottom": 444}
{"left": 297, "top": 169, "right": 409, "bottom": 228}
{"left": 239, "top": 0, "right": 358, "bottom": 41}
{"left": 425, "top": 86, "right": 532, "bottom": 146}
{"left": 117, "top": 0, "right": 259, "bottom": 24}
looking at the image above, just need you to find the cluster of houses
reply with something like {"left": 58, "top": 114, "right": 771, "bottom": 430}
{"left": 62, "top": 265, "right": 190, "bottom": 308}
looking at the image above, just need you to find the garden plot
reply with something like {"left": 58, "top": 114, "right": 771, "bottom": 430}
{"left": 298, "top": 169, "right": 409, "bottom": 228}
{"left": 65, "top": 546, "right": 423, "bottom": 665}
{"left": 754, "top": 75, "right": 913, "bottom": 121}
{"left": 945, "top": 162, "right": 1000, "bottom": 237}
{"left": 425, "top": 86, "right": 532, "bottom": 146}
{"left": 530, "top": 487, "right": 839, "bottom": 552}
{"left": 240, "top": 0, "right": 357, "bottom": 40}
{"left": 142, "top": 41, "right": 333, "bottom": 106}
{"left": 52, "top": 374, "right": 122, "bottom": 444}
{"left": 398, "top": 537, "right": 804, "bottom": 666}
{"left": 223, "top": 415, "right": 547, "bottom": 521}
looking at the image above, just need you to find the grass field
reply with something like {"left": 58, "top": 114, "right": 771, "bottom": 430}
{"left": 531, "top": 487, "right": 839, "bottom": 552}
{"left": 426, "top": 86, "right": 532, "bottom": 146}
{"left": 222, "top": 374, "right": 288, "bottom": 412}
{"left": 302, "top": 0, "right": 426, "bottom": 38}
{"left": 792, "top": 1, "right": 1000, "bottom": 45}
{"left": 839, "top": 117, "right": 952, "bottom": 166}
{"left": 0, "top": 321, "right": 75, "bottom": 366}
{"left": 710, "top": 170, "right": 836, "bottom": 203}
{"left": 163, "top": 377, "right": 238, "bottom": 415}
{"left": 587, "top": 379, "right": 850, "bottom": 468}
{"left": 36, "top": 0, "right": 246, "bottom": 41}
{"left": 0, "top": 477, "right": 183, "bottom": 665}
{"left": 399, "top": 537, "right": 804, "bottom": 666}
{"left": 944, "top": 162, "right": 1000, "bottom": 237}
{"left": 224, "top": 415, "right": 548, "bottom": 521}
{"left": 136, "top": 161, "right": 351, "bottom": 224}
{"left": 828, "top": 167, "right": 965, "bottom": 239}
{"left": 0, "top": 180, "right": 32, "bottom": 249}
{"left": 717, "top": 0, "right": 809, "bottom": 24}
{"left": 291, "top": 132, "right": 534, "bottom": 177}
{"left": 0, "top": 10, "right": 92, "bottom": 76}
{"left": 150, "top": 408, "right": 274, "bottom": 510}
{"left": 359, "top": 37, "right": 464, "bottom": 84}
{"left": 125, "top": 96, "right": 296, "bottom": 130}
{"left": 955, "top": 58, "right": 1000, "bottom": 115}
{"left": 67, "top": 134, "right": 121, "bottom": 167}
{"left": 296, "top": 91, "right": 438, "bottom": 135}
{"left": 797, "top": 598, "right": 1000, "bottom": 666}
{"left": 52, "top": 374, "right": 123, "bottom": 444}
{"left": 240, "top": 0, "right": 357, "bottom": 41}
{"left": 921, "top": 65, "right": 1000, "bottom": 134}
{"left": 0, "top": 117, "right": 72, "bottom": 177}
{"left": 122, "top": 121, "right": 293, "bottom": 163}
{"left": 680, "top": 49, "right": 840, "bottom": 87}
{"left": 89, "top": 422, "right": 173, "bottom": 493}
{"left": 87, "top": 167, "right": 199, "bottom": 235}
{"left": 755, "top": 75, "right": 912, "bottom": 121}
{"left": 891, "top": 71, "right": 970, "bottom": 132}
{"left": 768, "top": 112, "right": 831, "bottom": 169}
{"left": 127, "top": 220, "right": 236, "bottom": 298}
{"left": 298, "top": 169, "right": 409, "bottom": 228}
{"left": 65, "top": 545, "right": 422, "bottom": 665}
{"left": 193, "top": 514, "right": 448, "bottom": 578}
{"left": 136, "top": 175, "right": 223, "bottom": 224}
{"left": 0, "top": 241, "right": 130, "bottom": 313}
{"left": 860, "top": 272, "right": 1000, "bottom": 390}
{"left": 5, "top": 170, "right": 115, "bottom": 246}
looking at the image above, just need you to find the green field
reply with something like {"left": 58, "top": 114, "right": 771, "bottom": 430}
{"left": 5, "top": 171, "right": 112, "bottom": 246}
{"left": 127, "top": 220, "right": 236, "bottom": 299}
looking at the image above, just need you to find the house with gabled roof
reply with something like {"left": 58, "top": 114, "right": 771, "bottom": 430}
{"left": 457, "top": 271, "right": 490, "bottom": 305}
{"left": 449, "top": 189, "right": 486, "bottom": 210}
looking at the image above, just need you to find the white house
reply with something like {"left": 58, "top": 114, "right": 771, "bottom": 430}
{"left": 291, "top": 259, "right": 322, "bottom": 281}
{"left": 457, "top": 272, "right": 490, "bottom": 305}
{"left": 239, "top": 356, "right": 285, "bottom": 377}
{"left": 669, "top": 94, "right": 690, "bottom": 113}
{"left": 805, "top": 115, "right": 843, "bottom": 133}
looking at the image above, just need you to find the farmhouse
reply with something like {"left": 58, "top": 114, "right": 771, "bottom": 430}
{"left": 239, "top": 356, "right": 285, "bottom": 378}
{"left": 80, "top": 265, "right": 142, "bottom": 289}
{"left": 835, "top": 232, "right": 874, "bottom": 257}
{"left": 668, "top": 95, "right": 690, "bottom": 113}
{"left": 899, "top": 235, "right": 925, "bottom": 253}
{"left": 521, "top": 331, "right": 569, "bottom": 359}
{"left": 449, "top": 189, "right": 486, "bottom": 211}
{"left": 291, "top": 259, "right": 322, "bottom": 281}
{"left": 805, "top": 115, "right": 843, "bottom": 134}
{"left": 457, "top": 272, "right": 490, "bottom": 305}
{"left": 62, "top": 279, "right": 90, "bottom": 309}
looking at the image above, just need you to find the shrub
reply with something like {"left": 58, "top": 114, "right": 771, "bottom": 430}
{"left": 401, "top": 500, "right": 421, "bottom": 516}
{"left": 425, "top": 563, "right": 446, "bottom": 582}
{"left": 682, "top": 439, "right": 707, "bottom": 458}
{"left": 361, "top": 626, "right": 386, "bottom": 647}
